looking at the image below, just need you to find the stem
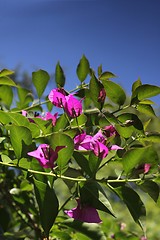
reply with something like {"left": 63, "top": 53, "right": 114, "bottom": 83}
{"left": 0, "top": 161, "right": 156, "bottom": 184}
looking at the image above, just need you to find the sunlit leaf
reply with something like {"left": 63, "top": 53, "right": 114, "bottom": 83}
{"left": 55, "top": 62, "right": 65, "bottom": 87}
{"left": 0, "top": 76, "right": 17, "bottom": 87}
{"left": 133, "top": 84, "right": 160, "bottom": 101}
{"left": 76, "top": 55, "right": 90, "bottom": 82}
{"left": 0, "top": 68, "right": 14, "bottom": 77}
{"left": 122, "top": 146, "right": 158, "bottom": 174}
{"left": 10, "top": 125, "right": 32, "bottom": 159}
{"left": 99, "top": 71, "right": 116, "bottom": 81}
{"left": 32, "top": 69, "right": 50, "bottom": 98}
{"left": 136, "top": 104, "right": 155, "bottom": 116}
{"left": 50, "top": 133, "right": 74, "bottom": 170}
{"left": 132, "top": 78, "right": 142, "bottom": 93}
{"left": 0, "top": 85, "right": 13, "bottom": 107}
{"left": 101, "top": 80, "right": 126, "bottom": 106}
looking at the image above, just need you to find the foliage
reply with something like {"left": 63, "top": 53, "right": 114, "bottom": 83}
{"left": 0, "top": 56, "right": 160, "bottom": 240}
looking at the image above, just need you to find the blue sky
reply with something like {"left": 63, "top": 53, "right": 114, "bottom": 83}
{"left": 0, "top": 0, "right": 160, "bottom": 104}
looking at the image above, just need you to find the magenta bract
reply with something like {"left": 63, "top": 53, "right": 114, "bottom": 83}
{"left": 41, "top": 112, "right": 58, "bottom": 126}
{"left": 74, "top": 132, "right": 92, "bottom": 151}
{"left": 65, "top": 199, "right": 102, "bottom": 223}
{"left": 48, "top": 88, "right": 67, "bottom": 108}
{"left": 27, "top": 144, "right": 65, "bottom": 169}
{"left": 64, "top": 94, "right": 82, "bottom": 118}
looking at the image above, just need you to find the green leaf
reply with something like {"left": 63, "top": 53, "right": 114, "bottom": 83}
{"left": 89, "top": 73, "right": 103, "bottom": 109}
{"left": 70, "top": 113, "right": 87, "bottom": 128}
{"left": 0, "top": 76, "right": 17, "bottom": 87}
{"left": 116, "top": 113, "right": 143, "bottom": 138}
{"left": 55, "top": 62, "right": 65, "bottom": 87}
{"left": 50, "top": 133, "right": 74, "bottom": 170}
{"left": 132, "top": 78, "right": 142, "bottom": 93}
{"left": 1, "top": 154, "right": 12, "bottom": 164}
{"left": 0, "top": 85, "right": 13, "bottom": 107}
{"left": 139, "top": 180, "right": 159, "bottom": 202}
{"left": 101, "top": 80, "right": 126, "bottom": 106}
{"left": 122, "top": 146, "right": 158, "bottom": 174}
{"left": 63, "top": 219, "right": 106, "bottom": 240}
{"left": 133, "top": 84, "right": 160, "bottom": 101}
{"left": 53, "top": 113, "right": 69, "bottom": 131}
{"left": 80, "top": 181, "right": 115, "bottom": 217}
{"left": 136, "top": 104, "right": 155, "bottom": 116}
{"left": 32, "top": 69, "right": 50, "bottom": 98}
{"left": 0, "top": 69, "right": 14, "bottom": 77}
{"left": 34, "top": 179, "right": 59, "bottom": 237}
{"left": 73, "top": 151, "right": 92, "bottom": 177}
{"left": 10, "top": 125, "right": 32, "bottom": 159}
{"left": 141, "top": 133, "right": 160, "bottom": 143}
{"left": 99, "top": 71, "right": 116, "bottom": 81}
{"left": 89, "top": 151, "right": 101, "bottom": 177}
{"left": 110, "top": 185, "right": 146, "bottom": 231}
{"left": 76, "top": 55, "right": 90, "bottom": 82}
{"left": 0, "top": 111, "right": 30, "bottom": 127}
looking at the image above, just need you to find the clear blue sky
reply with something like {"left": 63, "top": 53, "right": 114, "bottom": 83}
{"left": 0, "top": 0, "right": 160, "bottom": 103}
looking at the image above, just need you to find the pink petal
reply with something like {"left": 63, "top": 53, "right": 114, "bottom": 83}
{"left": 64, "top": 95, "right": 82, "bottom": 118}
{"left": 48, "top": 88, "right": 66, "bottom": 108}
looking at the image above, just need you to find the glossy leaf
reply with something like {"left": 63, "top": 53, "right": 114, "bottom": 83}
{"left": 32, "top": 69, "right": 50, "bottom": 98}
{"left": 50, "top": 133, "right": 74, "bottom": 170}
{"left": 0, "top": 111, "right": 30, "bottom": 127}
{"left": 55, "top": 62, "right": 65, "bottom": 87}
{"left": 76, "top": 55, "right": 90, "bottom": 82}
{"left": 10, "top": 125, "right": 32, "bottom": 159}
{"left": 34, "top": 179, "right": 59, "bottom": 237}
{"left": 101, "top": 80, "right": 126, "bottom": 106}
{"left": 122, "top": 146, "right": 158, "bottom": 174}
{"left": 70, "top": 113, "right": 87, "bottom": 128}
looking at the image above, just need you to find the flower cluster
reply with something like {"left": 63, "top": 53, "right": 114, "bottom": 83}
{"left": 48, "top": 88, "right": 82, "bottom": 118}
{"left": 74, "top": 128, "right": 121, "bottom": 160}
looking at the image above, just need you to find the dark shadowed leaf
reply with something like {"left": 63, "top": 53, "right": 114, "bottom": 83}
{"left": 139, "top": 180, "right": 159, "bottom": 202}
{"left": 55, "top": 62, "right": 65, "bottom": 87}
{"left": 80, "top": 181, "right": 115, "bottom": 217}
{"left": 34, "top": 179, "right": 59, "bottom": 237}
{"left": 32, "top": 69, "right": 50, "bottom": 98}
{"left": 73, "top": 151, "right": 92, "bottom": 177}
{"left": 110, "top": 185, "right": 146, "bottom": 231}
{"left": 76, "top": 55, "right": 90, "bottom": 82}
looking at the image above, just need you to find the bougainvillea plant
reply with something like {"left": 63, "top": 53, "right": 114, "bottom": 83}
{"left": 0, "top": 55, "right": 160, "bottom": 240}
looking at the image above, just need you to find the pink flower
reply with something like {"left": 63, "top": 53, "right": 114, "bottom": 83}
{"left": 91, "top": 140, "right": 109, "bottom": 160}
{"left": 103, "top": 125, "right": 119, "bottom": 138}
{"left": 98, "top": 88, "right": 106, "bottom": 103}
{"left": 64, "top": 94, "right": 82, "bottom": 118}
{"left": 144, "top": 163, "right": 151, "bottom": 174}
{"left": 74, "top": 132, "right": 93, "bottom": 151}
{"left": 40, "top": 112, "right": 58, "bottom": 126}
{"left": 92, "top": 130, "right": 106, "bottom": 144}
{"left": 48, "top": 88, "right": 67, "bottom": 108}
{"left": 65, "top": 199, "right": 102, "bottom": 223}
{"left": 27, "top": 144, "right": 65, "bottom": 169}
